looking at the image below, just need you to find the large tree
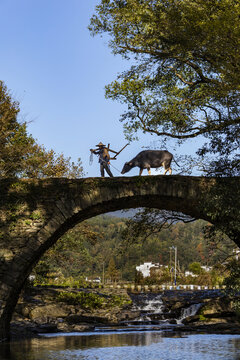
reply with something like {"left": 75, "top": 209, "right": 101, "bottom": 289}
{"left": 89, "top": 0, "right": 240, "bottom": 176}
{"left": 0, "top": 81, "right": 83, "bottom": 178}
{"left": 89, "top": 0, "right": 240, "bottom": 249}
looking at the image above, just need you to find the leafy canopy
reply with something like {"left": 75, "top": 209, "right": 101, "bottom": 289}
{"left": 90, "top": 0, "right": 240, "bottom": 175}
{"left": 0, "top": 81, "right": 83, "bottom": 178}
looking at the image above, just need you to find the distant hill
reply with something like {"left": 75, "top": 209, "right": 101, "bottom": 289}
{"left": 37, "top": 214, "right": 234, "bottom": 283}
{"left": 106, "top": 208, "right": 139, "bottom": 218}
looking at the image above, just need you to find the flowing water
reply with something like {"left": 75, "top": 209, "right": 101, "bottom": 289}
{"left": 176, "top": 303, "right": 203, "bottom": 324}
{"left": 1, "top": 292, "right": 240, "bottom": 359}
{"left": 128, "top": 292, "right": 202, "bottom": 325}
{"left": 129, "top": 293, "right": 166, "bottom": 324}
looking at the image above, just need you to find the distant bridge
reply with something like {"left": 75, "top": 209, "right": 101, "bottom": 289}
{"left": 0, "top": 175, "right": 239, "bottom": 340}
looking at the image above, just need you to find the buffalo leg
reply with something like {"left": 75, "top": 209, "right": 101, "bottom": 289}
{"left": 163, "top": 162, "right": 172, "bottom": 175}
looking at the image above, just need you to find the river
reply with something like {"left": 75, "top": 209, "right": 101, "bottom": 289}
{"left": 1, "top": 328, "right": 240, "bottom": 360}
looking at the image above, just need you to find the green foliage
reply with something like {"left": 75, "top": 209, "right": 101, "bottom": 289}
{"left": 0, "top": 80, "right": 84, "bottom": 179}
{"left": 201, "top": 180, "right": 240, "bottom": 247}
{"left": 199, "top": 314, "right": 207, "bottom": 322}
{"left": 29, "top": 210, "right": 43, "bottom": 221}
{"left": 34, "top": 214, "right": 236, "bottom": 284}
{"left": 107, "top": 257, "right": 119, "bottom": 282}
{"left": 90, "top": 0, "right": 240, "bottom": 176}
{"left": 35, "top": 222, "right": 101, "bottom": 280}
{"left": 121, "top": 197, "right": 239, "bottom": 276}
{"left": 135, "top": 270, "right": 144, "bottom": 284}
{"left": 224, "top": 259, "right": 240, "bottom": 311}
{"left": 32, "top": 274, "right": 99, "bottom": 289}
{"left": 57, "top": 291, "right": 105, "bottom": 309}
{"left": 188, "top": 262, "right": 202, "bottom": 275}
{"left": 34, "top": 260, "right": 50, "bottom": 283}
{"left": 57, "top": 291, "right": 131, "bottom": 310}
{"left": 143, "top": 268, "right": 171, "bottom": 285}
{"left": 107, "top": 294, "right": 132, "bottom": 308}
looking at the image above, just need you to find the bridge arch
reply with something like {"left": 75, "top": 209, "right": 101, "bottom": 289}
{"left": 0, "top": 175, "right": 239, "bottom": 340}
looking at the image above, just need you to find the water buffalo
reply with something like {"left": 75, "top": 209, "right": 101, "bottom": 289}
{"left": 121, "top": 150, "right": 173, "bottom": 176}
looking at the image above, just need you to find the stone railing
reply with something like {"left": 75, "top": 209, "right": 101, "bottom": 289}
{"left": 104, "top": 283, "right": 226, "bottom": 292}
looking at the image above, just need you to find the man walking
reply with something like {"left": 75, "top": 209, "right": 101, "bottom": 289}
{"left": 90, "top": 142, "right": 115, "bottom": 177}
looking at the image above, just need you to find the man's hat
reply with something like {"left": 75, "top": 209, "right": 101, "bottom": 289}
{"left": 96, "top": 142, "right": 106, "bottom": 147}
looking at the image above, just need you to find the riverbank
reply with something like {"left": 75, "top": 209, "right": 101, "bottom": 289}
{"left": 10, "top": 285, "right": 240, "bottom": 340}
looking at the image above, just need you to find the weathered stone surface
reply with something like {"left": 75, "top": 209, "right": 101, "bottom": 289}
{"left": 200, "top": 298, "right": 232, "bottom": 315}
{"left": 29, "top": 304, "right": 70, "bottom": 321}
{"left": 0, "top": 175, "right": 239, "bottom": 340}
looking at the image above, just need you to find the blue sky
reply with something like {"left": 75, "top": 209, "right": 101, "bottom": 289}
{"left": 0, "top": 0, "right": 196, "bottom": 177}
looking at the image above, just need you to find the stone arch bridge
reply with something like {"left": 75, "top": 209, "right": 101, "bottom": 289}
{"left": 0, "top": 175, "right": 239, "bottom": 340}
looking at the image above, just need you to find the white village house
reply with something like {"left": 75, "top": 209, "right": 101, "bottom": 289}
{"left": 136, "top": 262, "right": 213, "bottom": 279}
{"left": 136, "top": 262, "right": 168, "bottom": 278}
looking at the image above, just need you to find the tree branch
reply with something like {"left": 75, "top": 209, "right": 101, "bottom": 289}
{"left": 139, "top": 116, "right": 240, "bottom": 139}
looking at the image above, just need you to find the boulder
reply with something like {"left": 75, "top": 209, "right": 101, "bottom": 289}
{"left": 29, "top": 304, "right": 70, "bottom": 322}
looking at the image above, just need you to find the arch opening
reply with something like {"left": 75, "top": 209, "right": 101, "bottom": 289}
{"left": 0, "top": 175, "right": 239, "bottom": 340}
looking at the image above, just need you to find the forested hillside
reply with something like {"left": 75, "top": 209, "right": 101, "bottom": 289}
{"left": 35, "top": 215, "right": 234, "bottom": 283}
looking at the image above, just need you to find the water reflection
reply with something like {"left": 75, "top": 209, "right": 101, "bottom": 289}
{"left": 1, "top": 331, "right": 240, "bottom": 360}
